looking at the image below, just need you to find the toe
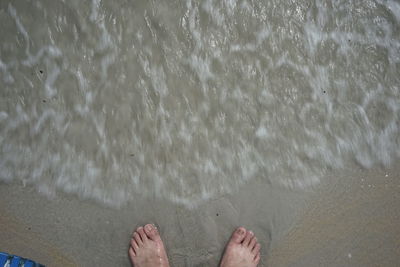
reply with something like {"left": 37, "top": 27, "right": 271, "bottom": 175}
{"left": 249, "top": 236, "right": 257, "bottom": 250}
{"left": 130, "top": 238, "right": 139, "bottom": 253}
{"left": 230, "top": 227, "right": 247, "bottom": 244}
{"left": 144, "top": 224, "right": 161, "bottom": 241}
{"left": 133, "top": 232, "right": 142, "bottom": 245}
{"left": 129, "top": 246, "right": 136, "bottom": 258}
{"left": 254, "top": 252, "right": 260, "bottom": 263}
{"left": 242, "top": 230, "right": 253, "bottom": 247}
{"left": 252, "top": 243, "right": 261, "bottom": 255}
{"left": 137, "top": 227, "right": 148, "bottom": 242}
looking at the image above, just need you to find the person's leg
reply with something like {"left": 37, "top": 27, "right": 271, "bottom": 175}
{"left": 219, "top": 227, "right": 261, "bottom": 267}
{"left": 128, "top": 224, "right": 170, "bottom": 267}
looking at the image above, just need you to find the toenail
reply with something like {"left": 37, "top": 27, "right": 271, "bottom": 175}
{"left": 145, "top": 224, "right": 153, "bottom": 231}
{"left": 249, "top": 231, "right": 254, "bottom": 236}
{"left": 237, "top": 228, "right": 245, "bottom": 235}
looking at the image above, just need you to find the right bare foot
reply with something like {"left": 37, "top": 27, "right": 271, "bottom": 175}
{"left": 128, "top": 224, "right": 170, "bottom": 267}
{"left": 220, "top": 227, "right": 261, "bottom": 267}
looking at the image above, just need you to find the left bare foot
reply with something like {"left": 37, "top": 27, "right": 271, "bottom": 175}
{"left": 129, "top": 224, "right": 170, "bottom": 267}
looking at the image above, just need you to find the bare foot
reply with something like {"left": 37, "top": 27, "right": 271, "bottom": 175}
{"left": 129, "top": 224, "right": 170, "bottom": 267}
{"left": 220, "top": 227, "right": 261, "bottom": 267}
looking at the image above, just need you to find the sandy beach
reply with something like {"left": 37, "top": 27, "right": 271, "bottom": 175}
{"left": 1, "top": 1, "right": 400, "bottom": 266}
{"left": 1, "top": 161, "right": 399, "bottom": 266}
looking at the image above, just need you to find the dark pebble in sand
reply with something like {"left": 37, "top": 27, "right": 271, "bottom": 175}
{"left": 323, "top": 91, "right": 326, "bottom": 93}
{"left": 216, "top": 213, "right": 219, "bottom": 216}
{"left": 39, "top": 70, "right": 43, "bottom": 74}
{"left": 42, "top": 99, "right": 46, "bottom": 103}
{"left": 130, "top": 154, "right": 135, "bottom": 157}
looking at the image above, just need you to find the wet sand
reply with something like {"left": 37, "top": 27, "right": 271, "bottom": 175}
{"left": 0, "top": 162, "right": 399, "bottom": 266}
{"left": 268, "top": 164, "right": 400, "bottom": 267}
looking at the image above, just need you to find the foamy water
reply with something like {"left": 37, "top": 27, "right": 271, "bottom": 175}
{"left": 0, "top": 0, "right": 399, "bottom": 207}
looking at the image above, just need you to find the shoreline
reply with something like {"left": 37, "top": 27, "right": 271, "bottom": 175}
{"left": 0, "top": 162, "right": 399, "bottom": 266}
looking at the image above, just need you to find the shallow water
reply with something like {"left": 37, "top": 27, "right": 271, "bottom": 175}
{"left": 0, "top": 0, "right": 399, "bottom": 207}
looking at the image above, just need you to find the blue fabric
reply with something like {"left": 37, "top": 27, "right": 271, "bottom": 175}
{"left": 10, "top": 256, "right": 20, "bottom": 267}
{"left": 0, "top": 252, "right": 43, "bottom": 267}
{"left": 0, "top": 252, "right": 8, "bottom": 266}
